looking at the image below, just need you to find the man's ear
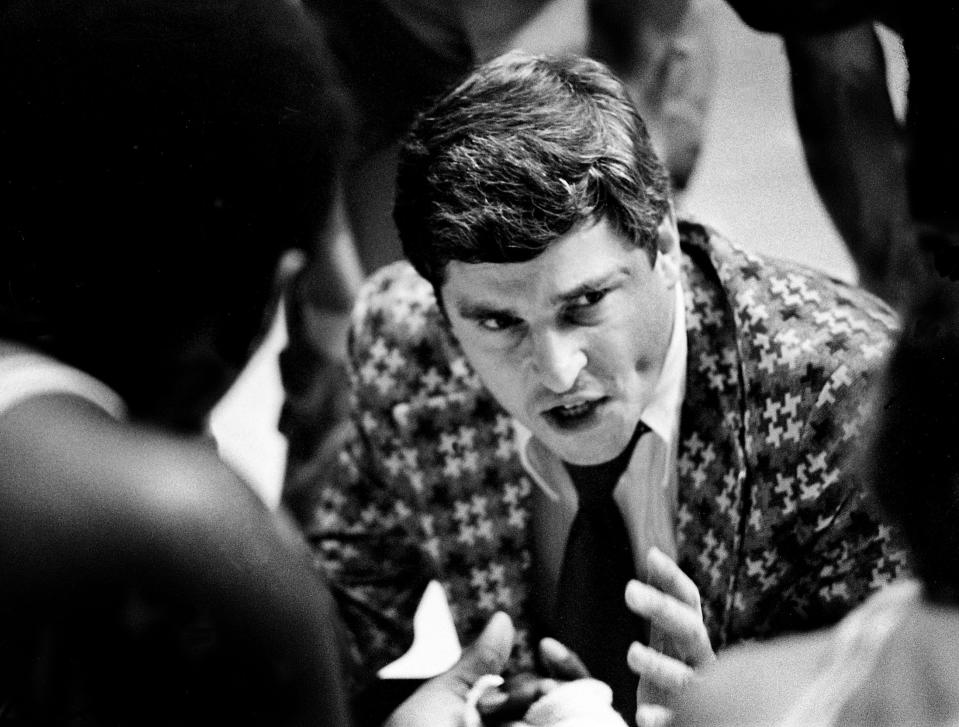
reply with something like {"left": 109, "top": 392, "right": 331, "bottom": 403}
{"left": 654, "top": 203, "right": 681, "bottom": 287}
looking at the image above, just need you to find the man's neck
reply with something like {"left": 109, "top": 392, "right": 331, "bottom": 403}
{"left": 563, "top": 421, "right": 646, "bottom": 493}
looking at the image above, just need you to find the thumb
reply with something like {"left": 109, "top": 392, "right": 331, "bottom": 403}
{"left": 539, "top": 637, "right": 590, "bottom": 680}
{"left": 449, "top": 611, "right": 515, "bottom": 686}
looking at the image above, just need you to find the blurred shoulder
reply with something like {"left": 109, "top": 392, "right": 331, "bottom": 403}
{"left": 673, "top": 628, "right": 834, "bottom": 727}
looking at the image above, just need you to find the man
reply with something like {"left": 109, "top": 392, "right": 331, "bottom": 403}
{"left": 280, "top": 0, "right": 719, "bottom": 512}
{"left": 297, "top": 51, "right": 905, "bottom": 726}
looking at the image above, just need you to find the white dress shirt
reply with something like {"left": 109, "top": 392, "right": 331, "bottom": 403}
{"left": 515, "top": 281, "right": 687, "bottom": 608}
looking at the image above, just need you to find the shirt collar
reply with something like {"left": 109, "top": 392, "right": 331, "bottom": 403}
{"left": 641, "top": 277, "right": 687, "bottom": 446}
{"left": 513, "top": 278, "right": 687, "bottom": 499}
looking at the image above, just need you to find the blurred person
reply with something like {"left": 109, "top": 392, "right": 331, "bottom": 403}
{"left": 0, "top": 0, "right": 353, "bottom": 723}
{"left": 723, "top": 1, "right": 959, "bottom": 310}
{"left": 673, "top": 268, "right": 959, "bottom": 727}
{"left": 297, "top": 51, "right": 906, "bottom": 727}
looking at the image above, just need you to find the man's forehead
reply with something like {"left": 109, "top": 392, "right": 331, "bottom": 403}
{"left": 441, "top": 227, "right": 642, "bottom": 314}
{"left": 443, "top": 258, "right": 535, "bottom": 303}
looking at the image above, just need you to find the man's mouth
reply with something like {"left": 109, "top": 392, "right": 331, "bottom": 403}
{"left": 542, "top": 397, "right": 607, "bottom": 430}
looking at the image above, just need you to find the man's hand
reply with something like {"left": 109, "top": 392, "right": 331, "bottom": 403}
{"left": 384, "top": 611, "right": 515, "bottom": 727}
{"left": 477, "top": 638, "right": 591, "bottom": 724}
{"left": 625, "top": 547, "right": 715, "bottom": 727}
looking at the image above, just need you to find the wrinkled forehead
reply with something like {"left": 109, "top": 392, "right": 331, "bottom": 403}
{"left": 440, "top": 217, "right": 644, "bottom": 315}
{"left": 441, "top": 258, "right": 540, "bottom": 314}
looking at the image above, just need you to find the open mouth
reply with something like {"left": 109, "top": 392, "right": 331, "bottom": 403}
{"left": 542, "top": 398, "right": 607, "bottom": 431}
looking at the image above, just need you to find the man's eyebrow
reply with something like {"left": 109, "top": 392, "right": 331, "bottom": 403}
{"left": 454, "top": 299, "right": 516, "bottom": 321}
{"left": 548, "top": 267, "right": 630, "bottom": 305}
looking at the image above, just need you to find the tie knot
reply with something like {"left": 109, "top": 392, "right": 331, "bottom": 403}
{"left": 571, "top": 476, "right": 619, "bottom": 511}
{"left": 564, "top": 421, "right": 649, "bottom": 510}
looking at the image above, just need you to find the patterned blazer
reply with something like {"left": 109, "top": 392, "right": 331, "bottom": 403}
{"left": 294, "top": 221, "right": 908, "bottom": 685}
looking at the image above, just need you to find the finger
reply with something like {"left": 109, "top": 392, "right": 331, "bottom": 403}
{"left": 464, "top": 674, "right": 506, "bottom": 727}
{"left": 625, "top": 581, "right": 713, "bottom": 665}
{"left": 627, "top": 642, "right": 694, "bottom": 695}
{"left": 478, "top": 674, "right": 558, "bottom": 724}
{"left": 525, "top": 679, "right": 618, "bottom": 726}
{"left": 477, "top": 690, "right": 531, "bottom": 724}
{"left": 635, "top": 703, "right": 674, "bottom": 727}
{"left": 646, "top": 546, "right": 701, "bottom": 611}
{"left": 451, "top": 611, "right": 515, "bottom": 688}
{"left": 637, "top": 676, "right": 670, "bottom": 711}
{"left": 274, "top": 248, "right": 307, "bottom": 290}
{"left": 539, "top": 637, "right": 591, "bottom": 680}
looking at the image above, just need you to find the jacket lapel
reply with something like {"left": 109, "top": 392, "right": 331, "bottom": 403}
{"left": 675, "top": 223, "right": 749, "bottom": 647}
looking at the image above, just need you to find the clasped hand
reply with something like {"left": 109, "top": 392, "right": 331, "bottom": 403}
{"left": 386, "top": 547, "right": 712, "bottom": 727}
{"left": 385, "top": 613, "right": 622, "bottom": 727}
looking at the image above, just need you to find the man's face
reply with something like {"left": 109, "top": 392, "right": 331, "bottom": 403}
{"left": 442, "top": 216, "right": 680, "bottom": 466}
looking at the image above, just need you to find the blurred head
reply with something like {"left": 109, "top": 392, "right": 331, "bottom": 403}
{"left": 393, "top": 50, "right": 671, "bottom": 295}
{"left": 395, "top": 51, "right": 679, "bottom": 465}
{"left": 0, "top": 0, "right": 346, "bottom": 430}
{"left": 867, "top": 278, "right": 959, "bottom": 603}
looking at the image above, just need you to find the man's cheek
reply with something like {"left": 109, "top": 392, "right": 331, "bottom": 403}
{"left": 483, "top": 375, "right": 525, "bottom": 421}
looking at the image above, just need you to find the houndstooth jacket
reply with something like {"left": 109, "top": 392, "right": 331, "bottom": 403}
{"left": 292, "top": 221, "right": 908, "bottom": 685}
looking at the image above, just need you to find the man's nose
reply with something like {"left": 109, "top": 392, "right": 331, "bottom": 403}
{"left": 529, "top": 328, "right": 587, "bottom": 393}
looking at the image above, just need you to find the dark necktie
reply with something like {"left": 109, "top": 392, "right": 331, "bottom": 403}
{"left": 552, "top": 422, "right": 650, "bottom": 724}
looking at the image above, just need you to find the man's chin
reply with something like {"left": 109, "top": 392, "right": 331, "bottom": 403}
{"left": 532, "top": 410, "right": 644, "bottom": 466}
{"left": 540, "top": 431, "right": 631, "bottom": 467}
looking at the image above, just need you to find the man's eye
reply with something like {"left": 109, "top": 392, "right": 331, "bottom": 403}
{"left": 572, "top": 289, "right": 608, "bottom": 307}
{"left": 563, "top": 289, "right": 609, "bottom": 324}
{"left": 477, "top": 315, "right": 518, "bottom": 332}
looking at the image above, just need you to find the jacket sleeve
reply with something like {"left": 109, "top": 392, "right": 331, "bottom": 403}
{"left": 285, "top": 262, "right": 444, "bottom": 689}
{"left": 287, "top": 261, "right": 538, "bottom": 686}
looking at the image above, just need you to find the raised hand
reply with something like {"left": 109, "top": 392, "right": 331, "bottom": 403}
{"left": 625, "top": 547, "right": 715, "bottom": 726}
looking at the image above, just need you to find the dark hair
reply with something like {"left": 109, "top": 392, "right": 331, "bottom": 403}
{"left": 394, "top": 51, "right": 671, "bottom": 291}
{"left": 867, "top": 278, "right": 959, "bottom": 602}
{"left": 0, "top": 0, "right": 346, "bottom": 428}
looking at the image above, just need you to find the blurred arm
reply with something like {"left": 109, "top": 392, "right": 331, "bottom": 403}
{"left": 589, "top": 0, "right": 719, "bottom": 190}
{"left": 784, "top": 23, "right": 913, "bottom": 306}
